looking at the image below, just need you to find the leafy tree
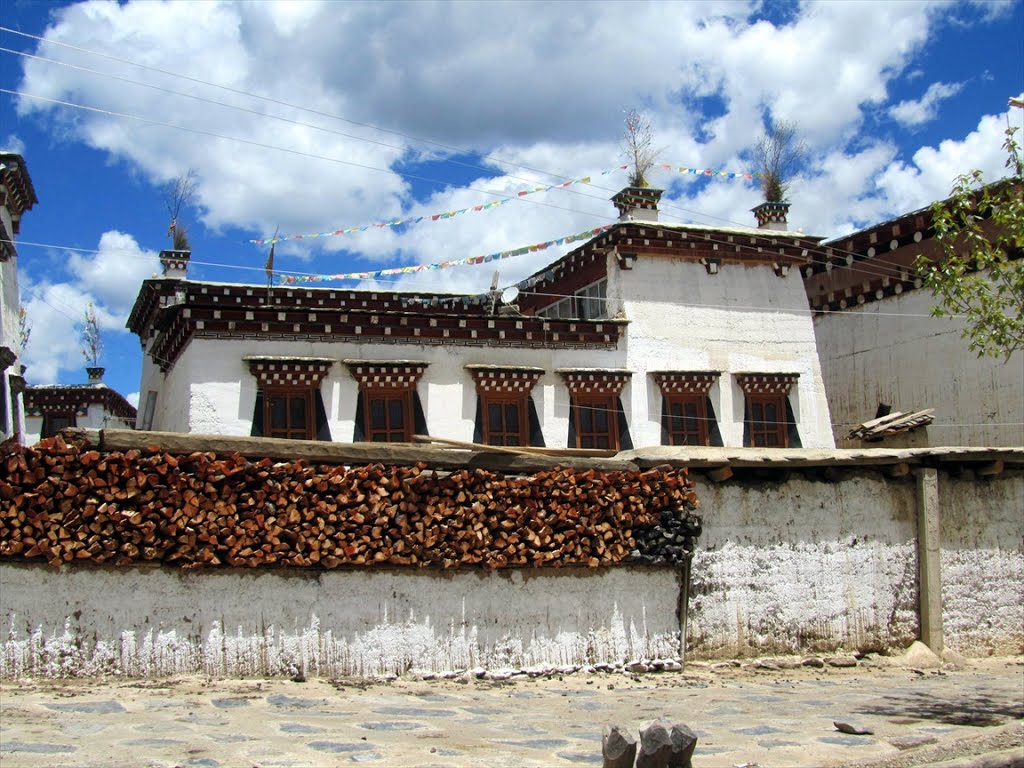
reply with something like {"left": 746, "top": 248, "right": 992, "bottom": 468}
{"left": 753, "top": 120, "right": 807, "bottom": 203}
{"left": 915, "top": 124, "right": 1023, "bottom": 360}
{"left": 81, "top": 302, "right": 103, "bottom": 367}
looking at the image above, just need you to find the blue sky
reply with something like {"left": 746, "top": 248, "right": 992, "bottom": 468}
{"left": 1, "top": 0, "right": 1022, "bottom": 406}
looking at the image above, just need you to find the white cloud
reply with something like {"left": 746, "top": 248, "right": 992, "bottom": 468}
{"left": 67, "top": 231, "right": 161, "bottom": 316}
{"left": 9, "top": 0, "right": 1019, "bottom": 329}
{"left": 2, "top": 134, "right": 26, "bottom": 154}
{"left": 890, "top": 81, "right": 965, "bottom": 127}
{"left": 126, "top": 391, "right": 140, "bottom": 408}
{"left": 877, "top": 110, "right": 1015, "bottom": 212}
{"left": 20, "top": 231, "right": 159, "bottom": 384}
{"left": 20, "top": 280, "right": 93, "bottom": 383}
{"left": 13, "top": 0, "right": 955, "bottom": 262}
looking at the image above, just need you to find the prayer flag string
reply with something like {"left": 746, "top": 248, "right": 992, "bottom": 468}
{"left": 253, "top": 162, "right": 759, "bottom": 246}
{"left": 278, "top": 225, "right": 615, "bottom": 285}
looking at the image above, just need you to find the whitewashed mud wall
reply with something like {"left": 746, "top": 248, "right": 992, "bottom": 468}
{"left": 940, "top": 472, "right": 1024, "bottom": 655}
{"left": 813, "top": 289, "right": 1024, "bottom": 447}
{"left": 0, "top": 565, "right": 682, "bottom": 679}
{"left": 687, "top": 473, "right": 919, "bottom": 658}
{"left": 686, "top": 469, "right": 1024, "bottom": 658}
{"left": 3, "top": 468, "right": 1021, "bottom": 678}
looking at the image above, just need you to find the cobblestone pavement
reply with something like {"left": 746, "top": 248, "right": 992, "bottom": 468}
{"left": 1, "top": 658, "right": 1021, "bottom": 767}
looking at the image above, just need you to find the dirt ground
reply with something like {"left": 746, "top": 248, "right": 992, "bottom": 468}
{"left": 1, "top": 655, "right": 1022, "bottom": 767}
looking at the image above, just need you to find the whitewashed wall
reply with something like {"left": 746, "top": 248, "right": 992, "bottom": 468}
{"left": 687, "top": 473, "right": 919, "bottom": 657}
{"left": 24, "top": 401, "right": 135, "bottom": 446}
{"left": 0, "top": 565, "right": 681, "bottom": 678}
{"left": 2, "top": 467, "right": 1019, "bottom": 678}
{"left": 147, "top": 335, "right": 193, "bottom": 433}
{"left": 164, "top": 335, "right": 626, "bottom": 445}
{"left": 613, "top": 256, "right": 835, "bottom": 449}
{"left": 144, "top": 254, "right": 834, "bottom": 448}
{"left": 814, "top": 288, "right": 1024, "bottom": 447}
{"left": 686, "top": 469, "right": 1024, "bottom": 657}
{"left": 0, "top": 250, "right": 24, "bottom": 442}
{"left": 940, "top": 472, "right": 1024, "bottom": 654}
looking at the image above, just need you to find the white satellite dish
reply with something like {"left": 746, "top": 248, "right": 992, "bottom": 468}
{"left": 501, "top": 285, "right": 520, "bottom": 304}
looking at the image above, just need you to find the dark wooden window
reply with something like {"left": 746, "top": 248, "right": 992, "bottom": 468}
{"left": 263, "top": 389, "right": 314, "bottom": 441}
{"left": 42, "top": 412, "right": 76, "bottom": 438}
{"left": 481, "top": 393, "right": 528, "bottom": 446}
{"left": 573, "top": 394, "right": 618, "bottom": 450}
{"left": 365, "top": 389, "right": 412, "bottom": 442}
{"left": 665, "top": 394, "right": 709, "bottom": 446}
{"left": 746, "top": 393, "right": 787, "bottom": 448}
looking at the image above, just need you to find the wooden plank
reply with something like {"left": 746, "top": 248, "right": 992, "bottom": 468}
{"left": 886, "top": 462, "right": 911, "bottom": 478}
{"left": 704, "top": 466, "right": 734, "bottom": 483}
{"left": 91, "top": 429, "right": 635, "bottom": 473}
{"left": 977, "top": 460, "right": 1004, "bottom": 477}
{"left": 415, "top": 434, "right": 618, "bottom": 458}
{"left": 78, "top": 430, "right": 1024, "bottom": 474}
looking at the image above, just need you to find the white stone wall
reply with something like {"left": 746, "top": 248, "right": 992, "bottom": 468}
{"left": 940, "top": 471, "right": 1024, "bottom": 655}
{"left": 0, "top": 252, "right": 24, "bottom": 442}
{"left": 813, "top": 288, "right": 1024, "bottom": 446}
{"left": 0, "top": 564, "right": 681, "bottom": 678}
{"left": 615, "top": 256, "right": 835, "bottom": 448}
{"left": 687, "top": 472, "right": 920, "bottom": 657}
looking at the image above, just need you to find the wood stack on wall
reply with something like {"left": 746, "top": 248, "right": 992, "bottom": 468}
{"left": 0, "top": 434, "right": 701, "bottom": 571}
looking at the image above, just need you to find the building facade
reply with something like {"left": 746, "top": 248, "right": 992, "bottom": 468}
{"left": 806, "top": 199, "right": 1023, "bottom": 447}
{"left": 24, "top": 367, "right": 138, "bottom": 445}
{"left": 128, "top": 189, "right": 834, "bottom": 450}
{"left": 0, "top": 153, "right": 37, "bottom": 443}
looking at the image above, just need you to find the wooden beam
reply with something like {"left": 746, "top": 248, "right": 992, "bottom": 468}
{"left": 415, "top": 434, "right": 618, "bottom": 459}
{"left": 886, "top": 462, "right": 911, "bottom": 478}
{"left": 977, "top": 460, "right": 1004, "bottom": 477}
{"left": 705, "top": 466, "right": 733, "bottom": 483}
{"left": 84, "top": 429, "right": 638, "bottom": 473}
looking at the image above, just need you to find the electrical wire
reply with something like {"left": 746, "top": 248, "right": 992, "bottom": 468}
{"left": 5, "top": 235, "right": 963, "bottom": 318}
{"left": 4, "top": 23, "right": 934, "bottom": 257}
{"left": 3, "top": 88, "right": 615, "bottom": 225}
{"left": 0, "top": 26, "right": 612, "bottom": 190}
{"left": 0, "top": 26, "right": 994, "bottom": 285}
{"left": 0, "top": 44, "right": 620, "bottom": 210}
{"left": 2, "top": 76, "right": 937, "bottom": 284}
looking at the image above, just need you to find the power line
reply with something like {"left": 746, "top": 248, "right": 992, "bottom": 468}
{"left": 0, "top": 24, "right": 974, "bottom": 284}
{"left": 0, "top": 44, "right": 619, "bottom": 210}
{"left": 0, "top": 25, "right": 606, "bottom": 189}
{"left": 5, "top": 235, "right": 956, "bottom": 318}
{"left": 0, "top": 25, "right": 841, "bottom": 236}
{"left": 0, "top": 48, "right": 935, "bottom": 282}
{"left": 3, "top": 88, "right": 617, "bottom": 227}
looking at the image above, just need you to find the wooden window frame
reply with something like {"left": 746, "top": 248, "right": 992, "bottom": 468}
{"left": 363, "top": 387, "right": 413, "bottom": 443}
{"left": 262, "top": 387, "right": 315, "bottom": 441}
{"left": 573, "top": 393, "right": 619, "bottom": 450}
{"left": 664, "top": 392, "right": 710, "bottom": 446}
{"left": 480, "top": 391, "right": 529, "bottom": 447}
{"left": 746, "top": 392, "right": 788, "bottom": 448}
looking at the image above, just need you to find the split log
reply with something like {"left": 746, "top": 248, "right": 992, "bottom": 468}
{"left": 0, "top": 434, "right": 700, "bottom": 571}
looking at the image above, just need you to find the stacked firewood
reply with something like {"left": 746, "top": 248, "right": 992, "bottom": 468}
{"left": 0, "top": 435, "right": 700, "bottom": 570}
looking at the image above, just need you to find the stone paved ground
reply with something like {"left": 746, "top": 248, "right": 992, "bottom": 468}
{"left": 1, "top": 657, "right": 1021, "bottom": 767}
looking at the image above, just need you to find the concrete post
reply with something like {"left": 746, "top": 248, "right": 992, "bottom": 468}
{"left": 915, "top": 467, "right": 944, "bottom": 653}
